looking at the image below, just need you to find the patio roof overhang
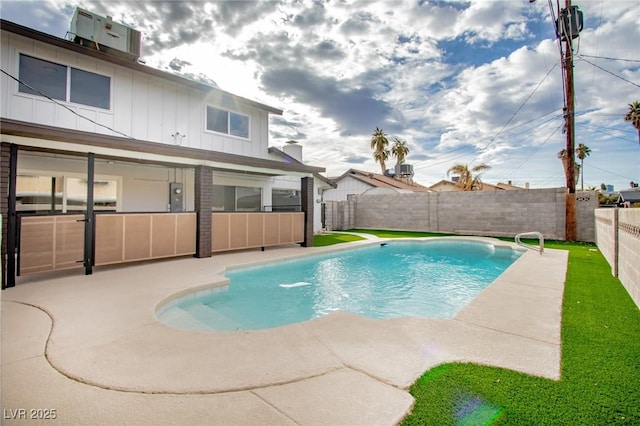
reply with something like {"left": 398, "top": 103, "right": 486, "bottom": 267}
{"left": 1, "top": 118, "right": 324, "bottom": 177}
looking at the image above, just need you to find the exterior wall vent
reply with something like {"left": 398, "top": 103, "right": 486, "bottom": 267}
{"left": 69, "top": 7, "right": 141, "bottom": 60}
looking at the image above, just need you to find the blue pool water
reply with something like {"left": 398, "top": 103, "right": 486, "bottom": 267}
{"left": 157, "top": 240, "right": 523, "bottom": 332}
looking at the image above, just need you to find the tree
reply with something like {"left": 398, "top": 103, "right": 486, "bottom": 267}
{"left": 624, "top": 101, "right": 640, "bottom": 148}
{"left": 447, "top": 163, "right": 492, "bottom": 191}
{"left": 576, "top": 143, "right": 591, "bottom": 191}
{"left": 370, "top": 127, "right": 390, "bottom": 174}
{"left": 391, "top": 138, "right": 409, "bottom": 166}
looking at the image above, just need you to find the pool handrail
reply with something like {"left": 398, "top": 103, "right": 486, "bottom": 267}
{"left": 515, "top": 231, "right": 544, "bottom": 254}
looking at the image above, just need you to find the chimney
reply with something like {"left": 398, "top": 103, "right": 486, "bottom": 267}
{"left": 283, "top": 140, "right": 302, "bottom": 162}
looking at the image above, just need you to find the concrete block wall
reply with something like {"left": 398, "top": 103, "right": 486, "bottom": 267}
{"left": 345, "top": 188, "right": 593, "bottom": 241}
{"left": 577, "top": 191, "right": 599, "bottom": 242}
{"left": 433, "top": 188, "right": 566, "bottom": 239}
{"left": 594, "top": 209, "right": 617, "bottom": 274}
{"left": 618, "top": 209, "right": 640, "bottom": 308}
{"left": 323, "top": 201, "right": 355, "bottom": 231}
{"left": 354, "top": 193, "right": 430, "bottom": 231}
{"left": 595, "top": 208, "right": 640, "bottom": 310}
{"left": 325, "top": 188, "right": 598, "bottom": 242}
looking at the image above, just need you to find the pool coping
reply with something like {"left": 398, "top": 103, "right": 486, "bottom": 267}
{"left": 1, "top": 235, "right": 567, "bottom": 425}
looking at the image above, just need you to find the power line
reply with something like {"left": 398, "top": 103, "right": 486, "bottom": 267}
{"left": 412, "top": 110, "right": 562, "bottom": 171}
{"left": 576, "top": 56, "right": 640, "bottom": 89}
{"left": 480, "top": 63, "right": 559, "bottom": 153}
{"left": 496, "top": 122, "right": 564, "bottom": 182}
{"left": 413, "top": 65, "right": 561, "bottom": 172}
{"left": 0, "top": 68, "right": 133, "bottom": 139}
{"left": 578, "top": 53, "right": 640, "bottom": 63}
{"left": 588, "top": 162, "right": 637, "bottom": 181}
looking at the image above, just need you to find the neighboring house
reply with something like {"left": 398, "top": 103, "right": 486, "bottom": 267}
{"left": 323, "top": 168, "right": 431, "bottom": 202}
{"left": 496, "top": 181, "right": 528, "bottom": 190}
{"left": 428, "top": 179, "right": 463, "bottom": 192}
{"left": 429, "top": 179, "right": 525, "bottom": 192}
{"left": 617, "top": 190, "right": 640, "bottom": 207}
{"left": 0, "top": 11, "right": 325, "bottom": 288}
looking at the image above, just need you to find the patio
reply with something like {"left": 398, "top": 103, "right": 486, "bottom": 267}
{"left": 1, "top": 237, "right": 567, "bottom": 425}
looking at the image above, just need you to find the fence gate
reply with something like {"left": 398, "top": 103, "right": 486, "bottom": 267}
{"left": 18, "top": 214, "right": 85, "bottom": 275}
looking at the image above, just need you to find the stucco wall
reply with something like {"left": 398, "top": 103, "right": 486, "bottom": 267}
{"left": 325, "top": 188, "right": 598, "bottom": 242}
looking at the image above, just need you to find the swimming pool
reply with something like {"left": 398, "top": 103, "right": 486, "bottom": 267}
{"left": 157, "top": 239, "right": 523, "bottom": 332}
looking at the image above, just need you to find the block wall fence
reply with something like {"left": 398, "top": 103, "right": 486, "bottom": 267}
{"left": 595, "top": 208, "right": 640, "bottom": 309}
{"left": 325, "top": 188, "right": 597, "bottom": 242}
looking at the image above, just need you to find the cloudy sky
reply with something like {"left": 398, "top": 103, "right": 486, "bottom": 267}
{"left": 1, "top": 0, "right": 639, "bottom": 190}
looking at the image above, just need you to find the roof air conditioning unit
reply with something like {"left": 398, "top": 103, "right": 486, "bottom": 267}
{"left": 395, "top": 164, "right": 414, "bottom": 178}
{"left": 70, "top": 7, "right": 141, "bottom": 60}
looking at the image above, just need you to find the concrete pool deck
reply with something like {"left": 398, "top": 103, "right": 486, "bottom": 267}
{"left": 1, "top": 236, "right": 568, "bottom": 425}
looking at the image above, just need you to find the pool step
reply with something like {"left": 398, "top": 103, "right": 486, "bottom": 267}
{"left": 180, "top": 303, "right": 242, "bottom": 332}
{"left": 158, "top": 306, "right": 214, "bottom": 332}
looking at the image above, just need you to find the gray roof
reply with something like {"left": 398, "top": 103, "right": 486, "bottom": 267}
{"left": 617, "top": 190, "right": 640, "bottom": 203}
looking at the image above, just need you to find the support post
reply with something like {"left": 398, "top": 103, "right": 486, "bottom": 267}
{"left": 301, "top": 176, "right": 314, "bottom": 247}
{"left": 194, "top": 166, "right": 212, "bottom": 258}
{"left": 84, "top": 153, "right": 94, "bottom": 275}
{"left": 2, "top": 144, "right": 18, "bottom": 289}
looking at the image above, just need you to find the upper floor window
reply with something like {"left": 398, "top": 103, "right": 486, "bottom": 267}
{"left": 206, "top": 106, "right": 250, "bottom": 139}
{"left": 18, "top": 54, "right": 111, "bottom": 110}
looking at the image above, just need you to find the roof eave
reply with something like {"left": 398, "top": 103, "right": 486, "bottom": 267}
{"left": 1, "top": 118, "right": 323, "bottom": 176}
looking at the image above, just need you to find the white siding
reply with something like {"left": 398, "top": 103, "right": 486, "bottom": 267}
{"left": 1, "top": 30, "right": 274, "bottom": 159}
{"left": 323, "top": 176, "right": 373, "bottom": 201}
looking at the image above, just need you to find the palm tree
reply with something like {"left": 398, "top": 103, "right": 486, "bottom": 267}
{"left": 447, "top": 163, "right": 492, "bottom": 191}
{"left": 370, "top": 127, "right": 390, "bottom": 174}
{"left": 576, "top": 143, "right": 591, "bottom": 191}
{"left": 624, "top": 101, "right": 640, "bottom": 148}
{"left": 391, "top": 138, "right": 409, "bottom": 166}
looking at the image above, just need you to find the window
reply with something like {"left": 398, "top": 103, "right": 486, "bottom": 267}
{"left": 18, "top": 55, "right": 67, "bottom": 101}
{"left": 270, "top": 189, "right": 301, "bottom": 211}
{"left": 206, "top": 106, "right": 250, "bottom": 139}
{"left": 70, "top": 68, "right": 111, "bottom": 109}
{"left": 16, "top": 174, "right": 117, "bottom": 212}
{"left": 212, "top": 185, "right": 261, "bottom": 211}
{"left": 18, "top": 54, "right": 111, "bottom": 109}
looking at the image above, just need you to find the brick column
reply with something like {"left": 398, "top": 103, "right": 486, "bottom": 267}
{"left": 194, "top": 166, "right": 213, "bottom": 258}
{"left": 301, "top": 176, "right": 314, "bottom": 247}
{"left": 1, "top": 143, "right": 17, "bottom": 289}
{"left": 1, "top": 143, "right": 11, "bottom": 289}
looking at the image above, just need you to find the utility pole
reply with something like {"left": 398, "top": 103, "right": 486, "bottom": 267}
{"left": 529, "top": 0, "right": 581, "bottom": 240}
{"left": 561, "top": 0, "right": 578, "bottom": 241}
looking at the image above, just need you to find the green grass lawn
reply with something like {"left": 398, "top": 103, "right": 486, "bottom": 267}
{"left": 315, "top": 231, "right": 640, "bottom": 424}
{"left": 313, "top": 232, "right": 365, "bottom": 246}
{"left": 402, "top": 240, "right": 640, "bottom": 425}
{"left": 348, "top": 229, "right": 454, "bottom": 238}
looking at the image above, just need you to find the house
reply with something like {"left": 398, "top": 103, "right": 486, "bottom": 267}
{"left": 322, "top": 168, "right": 431, "bottom": 202}
{"left": 428, "top": 179, "right": 526, "bottom": 192}
{"left": 617, "top": 190, "right": 640, "bottom": 207}
{"left": 0, "top": 10, "right": 325, "bottom": 288}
